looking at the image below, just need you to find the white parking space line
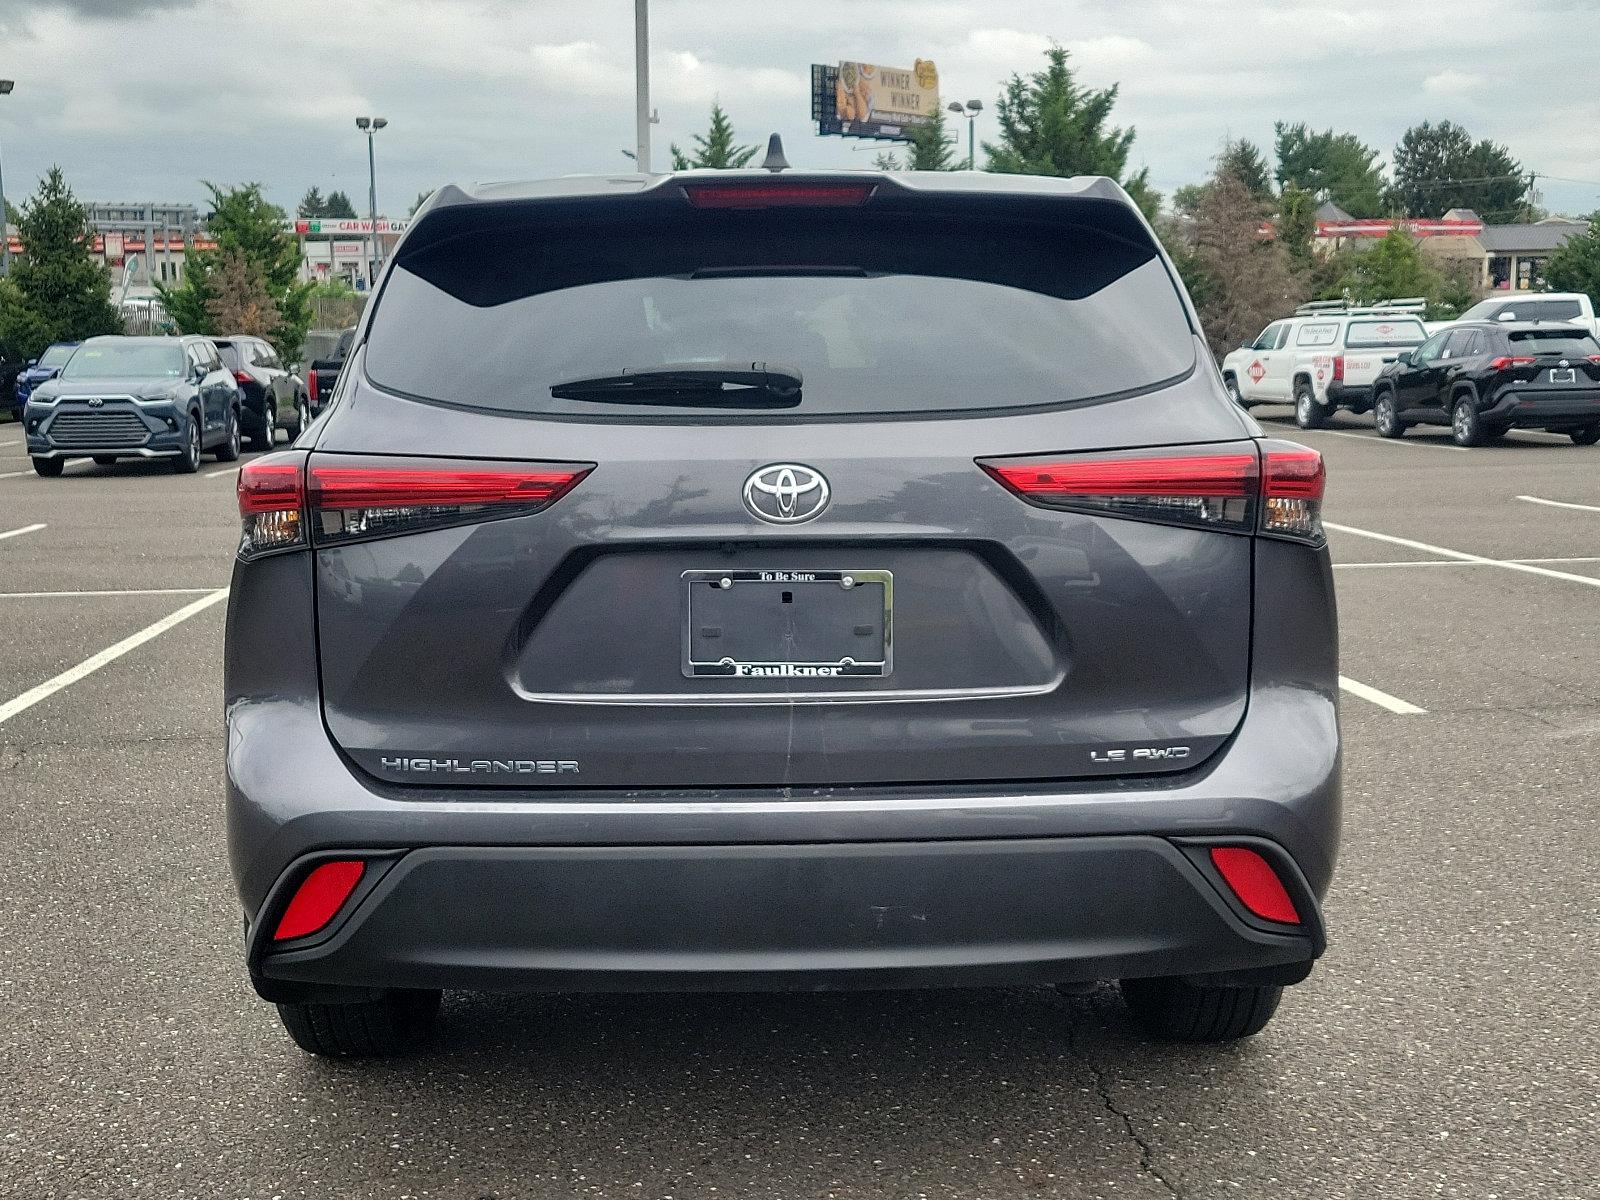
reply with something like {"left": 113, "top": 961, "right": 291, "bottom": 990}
{"left": 0, "top": 522, "right": 47, "bottom": 542}
{"left": 1339, "top": 675, "right": 1427, "bottom": 715}
{"left": 1326, "top": 521, "right": 1600, "bottom": 590}
{"left": 1334, "top": 556, "right": 1600, "bottom": 570}
{"left": 0, "top": 439, "right": 20, "bottom": 449}
{"left": 1517, "top": 494, "right": 1600, "bottom": 514}
{"left": 0, "top": 587, "right": 221, "bottom": 599}
{"left": 1304, "top": 428, "right": 1465, "bottom": 453}
{"left": 205, "top": 466, "right": 241, "bottom": 479}
{"left": 0, "top": 469, "right": 36, "bottom": 480}
{"left": 0, "top": 589, "right": 229, "bottom": 727}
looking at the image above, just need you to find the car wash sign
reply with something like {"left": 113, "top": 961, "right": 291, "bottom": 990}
{"left": 290, "top": 218, "right": 410, "bottom": 236}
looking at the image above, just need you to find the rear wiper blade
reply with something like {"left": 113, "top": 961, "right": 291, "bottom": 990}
{"left": 549, "top": 362, "right": 803, "bottom": 408}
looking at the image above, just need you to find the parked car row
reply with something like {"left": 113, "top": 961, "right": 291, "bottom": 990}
{"left": 19, "top": 333, "right": 315, "bottom": 475}
{"left": 1223, "top": 298, "right": 1600, "bottom": 447}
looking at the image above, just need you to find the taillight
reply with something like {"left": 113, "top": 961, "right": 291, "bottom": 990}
{"left": 978, "top": 441, "right": 1324, "bottom": 544}
{"left": 307, "top": 455, "right": 593, "bottom": 546}
{"left": 1259, "top": 442, "right": 1325, "bottom": 543}
{"left": 306, "top": 370, "right": 319, "bottom": 406}
{"left": 233, "top": 369, "right": 252, "bottom": 385}
{"left": 1331, "top": 355, "right": 1344, "bottom": 383}
{"left": 1488, "top": 355, "right": 1535, "bottom": 370}
{"left": 237, "top": 453, "right": 592, "bottom": 558}
{"left": 683, "top": 182, "right": 875, "bottom": 208}
{"left": 237, "top": 450, "right": 308, "bottom": 559}
{"left": 273, "top": 859, "right": 366, "bottom": 941}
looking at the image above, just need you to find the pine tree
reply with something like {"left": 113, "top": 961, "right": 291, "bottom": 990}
{"left": 325, "top": 190, "right": 359, "bottom": 219}
{"left": 873, "top": 110, "right": 960, "bottom": 172}
{"left": 0, "top": 166, "right": 122, "bottom": 360}
{"left": 1274, "top": 123, "right": 1386, "bottom": 218}
{"left": 1389, "top": 121, "right": 1528, "bottom": 221}
{"left": 1277, "top": 183, "right": 1319, "bottom": 274}
{"left": 297, "top": 187, "right": 327, "bottom": 218}
{"left": 1335, "top": 228, "right": 1443, "bottom": 306}
{"left": 204, "top": 249, "right": 284, "bottom": 339}
{"left": 670, "top": 103, "right": 760, "bottom": 170}
{"left": 982, "top": 46, "right": 1158, "bottom": 218}
{"left": 410, "top": 189, "right": 434, "bottom": 216}
{"left": 156, "top": 182, "right": 312, "bottom": 359}
{"left": 1219, "top": 139, "right": 1274, "bottom": 201}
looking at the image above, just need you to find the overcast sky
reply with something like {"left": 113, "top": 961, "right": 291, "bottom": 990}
{"left": 2, "top": 0, "right": 1598, "bottom": 221}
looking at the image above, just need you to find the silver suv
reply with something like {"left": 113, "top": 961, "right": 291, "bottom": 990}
{"left": 225, "top": 168, "right": 1341, "bottom": 1056}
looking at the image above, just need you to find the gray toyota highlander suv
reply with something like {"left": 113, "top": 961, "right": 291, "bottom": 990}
{"left": 225, "top": 167, "right": 1340, "bottom": 1056}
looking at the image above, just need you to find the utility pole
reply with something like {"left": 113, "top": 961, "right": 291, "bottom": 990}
{"left": 356, "top": 116, "right": 387, "bottom": 286}
{"left": 0, "top": 79, "right": 14, "bottom": 277}
{"left": 634, "top": 0, "right": 651, "bottom": 173}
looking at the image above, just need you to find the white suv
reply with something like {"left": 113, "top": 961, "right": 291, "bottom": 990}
{"left": 1222, "top": 302, "right": 1430, "bottom": 429}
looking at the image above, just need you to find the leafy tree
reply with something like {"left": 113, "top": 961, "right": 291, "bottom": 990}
{"left": 1334, "top": 228, "right": 1442, "bottom": 307}
{"left": 1388, "top": 121, "right": 1529, "bottom": 221}
{"left": 1544, "top": 215, "right": 1600, "bottom": 310}
{"left": 1166, "top": 162, "right": 1305, "bottom": 358}
{"left": 0, "top": 166, "right": 122, "bottom": 360}
{"left": 156, "top": 182, "right": 312, "bottom": 359}
{"left": 1274, "top": 122, "right": 1386, "bottom": 218}
{"left": 670, "top": 103, "right": 759, "bottom": 170}
{"left": 4, "top": 196, "right": 20, "bottom": 224}
{"left": 983, "top": 45, "right": 1159, "bottom": 218}
{"left": 409, "top": 189, "right": 435, "bottom": 216}
{"left": 1277, "top": 183, "right": 1319, "bottom": 274}
{"left": 297, "top": 186, "right": 327, "bottom": 218}
{"left": 204, "top": 249, "right": 284, "bottom": 339}
{"left": 1220, "top": 139, "right": 1274, "bottom": 202}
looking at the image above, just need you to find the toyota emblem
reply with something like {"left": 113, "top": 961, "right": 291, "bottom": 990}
{"left": 742, "top": 464, "right": 830, "bottom": 524}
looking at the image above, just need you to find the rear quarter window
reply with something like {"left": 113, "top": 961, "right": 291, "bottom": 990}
{"left": 364, "top": 203, "right": 1197, "bottom": 421}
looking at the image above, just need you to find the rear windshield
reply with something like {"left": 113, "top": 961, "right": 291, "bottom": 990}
{"left": 60, "top": 342, "right": 183, "bottom": 379}
{"left": 1508, "top": 329, "right": 1600, "bottom": 356}
{"left": 39, "top": 344, "right": 76, "bottom": 368}
{"left": 1346, "top": 319, "right": 1426, "bottom": 348}
{"left": 365, "top": 208, "right": 1196, "bottom": 420}
{"left": 216, "top": 344, "right": 243, "bottom": 370}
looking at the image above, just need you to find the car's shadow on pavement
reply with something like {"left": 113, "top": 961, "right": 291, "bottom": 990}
{"left": 267, "top": 986, "right": 1296, "bottom": 1196}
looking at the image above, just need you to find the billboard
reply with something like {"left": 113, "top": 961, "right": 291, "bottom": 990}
{"left": 812, "top": 58, "right": 939, "bottom": 141}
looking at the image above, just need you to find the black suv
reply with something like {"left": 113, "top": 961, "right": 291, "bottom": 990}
{"left": 1373, "top": 322, "right": 1600, "bottom": 446}
{"left": 214, "top": 336, "right": 308, "bottom": 450}
{"left": 24, "top": 335, "right": 241, "bottom": 474}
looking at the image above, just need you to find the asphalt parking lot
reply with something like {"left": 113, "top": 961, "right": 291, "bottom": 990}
{"left": 1, "top": 411, "right": 1596, "bottom": 1200}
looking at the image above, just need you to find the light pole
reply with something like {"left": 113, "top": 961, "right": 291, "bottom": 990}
{"left": 634, "top": 0, "right": 651, "bottom": 173}
{"left": 947, "top": 98, "right": 982, "bottom": 169}
{"left": 355, "top": 115, "right": 387, "bottom": 287}
{"left": 0, "top": 79, "right": 14, "bottom": 277}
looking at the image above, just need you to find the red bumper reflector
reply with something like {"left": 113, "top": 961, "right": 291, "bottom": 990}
{"left": 683, "top": 182, "right": 874, "bottom": 208}
{"left": 1209, "top": 847, "right": 1301, "bottom": 925}
{"left": 273, "top": 860, "right": 366, "bottom": 941}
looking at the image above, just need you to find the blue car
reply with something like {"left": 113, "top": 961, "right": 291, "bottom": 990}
{"left": 12, "top": 342, "right": 79, "bottom": 415}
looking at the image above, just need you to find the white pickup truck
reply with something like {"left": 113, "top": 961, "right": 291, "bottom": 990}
{"left": 1220, "top": 302, "right": 1430, "bottom": 429}
{"left": 1433, "top": 292, "right": 1600, "bottom": 338}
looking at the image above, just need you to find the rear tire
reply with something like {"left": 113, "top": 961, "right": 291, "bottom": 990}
{"left": 31, "top": 456, "right": 65, "bottom": 478}
{"left": 1451, "top": 395, "right": 1485, "bottom": 447}
{"left": 1223, "top": 375, "right": 1247, "bottom": 408}
{"left": 249, "top": 404, "right": 275, "bottom": 451}
{"left": 1294, "top": 381, "right": 1325, "bottom": 429}
{"left": 1571, "top": 423, "right": 1600, "bottom": 446}
{"left": 1373, "top": 390, "right": 1404, "bottom": 438}
{"left": 1119, "top": 976, "right": 1284, "bottom": 1043}
{"left": 276, "top": 989, "right": 442, "bottom": 1057}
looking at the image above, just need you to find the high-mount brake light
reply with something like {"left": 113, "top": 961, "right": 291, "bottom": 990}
{"left": 683, "top": 182, "right": 875, "bottom": 209}
{"left": 236, "top": 451, "right": 308, "bottom": 559}
{"left": 1488, "top": 355, "right": 1535, "bottom": 370}
{"left": 978, "top": 440, "right": 1325, "bottom": 544}
{"left": 307, "top": 456, "right": 593, "bottom": 546}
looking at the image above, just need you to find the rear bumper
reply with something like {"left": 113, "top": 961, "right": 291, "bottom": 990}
{"left": 1326, "top": 382, "right": 1373, "bottom": 408}
{"left": 252, "top": 836, "right": 1320, "bottom": 1001}
{"left": 1486, "top": 389, "right": 1600, "bottom": 426}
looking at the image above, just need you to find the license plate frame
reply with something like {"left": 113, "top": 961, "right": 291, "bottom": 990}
{"left": 682, "top": 569, "right": 893, "bottom": 679}
{"left": 1551, "top": 367, "right": 1577, "bottom": 384}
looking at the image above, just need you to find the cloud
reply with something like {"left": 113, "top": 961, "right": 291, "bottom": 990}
{"left": 529, "top": 40, "right": 807, "bottom": 105}
{"left": 1423, "top": 69, "right": 1488, "bottom": 96}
